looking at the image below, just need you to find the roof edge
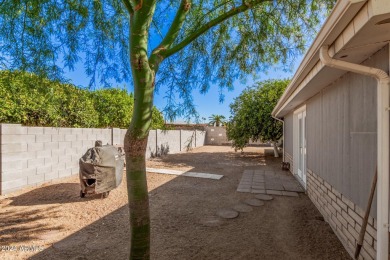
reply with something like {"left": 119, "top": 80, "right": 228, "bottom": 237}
{"left": 272, "top": 0, "right": 367, "bottom": 118}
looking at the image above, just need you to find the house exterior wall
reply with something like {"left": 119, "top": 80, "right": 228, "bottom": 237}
{"left": 307, "top": 169, "right": 377, "bottom": 259}
{"left": 284, "top": 45, "right": 389, "bottom": 259}
{"left": 0, "top": 124, "right": 206, "bottom": 195}
{"left": 306, "top": 46, "right": 388, "bottom": 215}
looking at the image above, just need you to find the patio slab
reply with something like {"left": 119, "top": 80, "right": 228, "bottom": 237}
{"left": 236, "top": 169, "right": 304, "bottom": 196}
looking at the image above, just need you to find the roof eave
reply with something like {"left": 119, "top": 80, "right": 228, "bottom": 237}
{"left": 272, "top": 0, "right": 367, "bottom": 118}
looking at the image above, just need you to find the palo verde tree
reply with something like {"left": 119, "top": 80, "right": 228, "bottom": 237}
{"left": 227, "top": 79, "right": 289, "bottom": 157}
{"left": 0, "top": 0, "right": 335, "bottom": 258}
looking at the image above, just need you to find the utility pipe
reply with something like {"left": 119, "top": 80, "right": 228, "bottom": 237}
{"left": 272, "top": 116, "right": 284, "bottom": 159}
{"left": 320, "top": 45, "right": 390, "bottom": 260}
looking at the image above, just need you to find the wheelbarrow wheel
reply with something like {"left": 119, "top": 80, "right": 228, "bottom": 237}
{"left": 80, "top": 190, "right": 86, "bottom": 198}
{"left": 102, "top": 191, "right": 110, "bottom": 199}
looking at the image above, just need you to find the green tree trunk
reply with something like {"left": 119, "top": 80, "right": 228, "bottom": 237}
{"left": 124, "top": 70, "right": 155, "bottom": 259}
{"left": 124, "top": 2, "right": 157, "bottom": 256}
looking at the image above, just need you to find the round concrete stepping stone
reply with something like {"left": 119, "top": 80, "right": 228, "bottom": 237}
{"left": 255, "top": 194, "right": 273, "bottom": 201}
{"left": 216, "top": 208, "right": 239, "bottom": 219}
{"left": 243, "top": 198, "right": 264, "bottom": 207}
{"left": 233, "top": 203, "right": 253, "bottom": 213}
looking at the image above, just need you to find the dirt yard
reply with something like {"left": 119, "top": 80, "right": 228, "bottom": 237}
{"left": 0, "top": 146, "right": 350, "bottom": 260}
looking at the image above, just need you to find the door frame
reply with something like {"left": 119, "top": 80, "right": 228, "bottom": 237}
{"left": 293, "top": 105, "right": 307, "bottom": 188}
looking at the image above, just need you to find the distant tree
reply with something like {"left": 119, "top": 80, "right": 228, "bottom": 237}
{"left": 227, "top": 79, "right": 289, "bottom": 157}
{"left": 208, "top": 114, "right": 226, "bottom": 126}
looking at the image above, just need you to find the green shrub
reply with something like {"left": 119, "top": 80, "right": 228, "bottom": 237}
{"left": 0, "top": 70, "right": 165, "bottom": 129}
{"left": 151, "top": 107, "right": 165, "bottom": 130}
{"left": 0, "top": 70, "right": 98, "bottom": 127}
{"left": 92, "top": 88, "right": 133, "bottom": 128}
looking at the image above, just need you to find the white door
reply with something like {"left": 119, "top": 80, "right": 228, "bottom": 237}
{"left": 297, "top": 111, "right": 306, "bottom": 185}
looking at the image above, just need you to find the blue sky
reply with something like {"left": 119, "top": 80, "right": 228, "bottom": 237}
{"left": 65, "top": 61, "right": 300, "bottom": 124}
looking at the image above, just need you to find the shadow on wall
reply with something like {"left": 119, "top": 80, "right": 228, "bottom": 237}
{"left": 183, "top": 132, "right": 195, "bottom": 151}
{"left": 150, "top": 144, "right": 170, "bottom": 158}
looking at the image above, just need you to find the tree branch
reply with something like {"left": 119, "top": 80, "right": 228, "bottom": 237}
{"left": 161, "top": 1, "right": 265, "bottom": 59}
{"left": 122, "top": 0, "right": 133, "bottom": 14}
{"left": 192, "top": 0, "right": 234, "bottom": 30}
{"left": 149, "top": 0, "right": 191, "bottom": 70}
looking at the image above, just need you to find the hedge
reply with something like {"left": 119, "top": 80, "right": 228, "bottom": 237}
{"left": 0, "top": 70, "right": 165, "bottom": 129}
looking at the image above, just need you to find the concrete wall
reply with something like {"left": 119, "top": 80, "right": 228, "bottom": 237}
{"left": 0, "top": 124, "right": 206, "bottom": 195}
{"left": 204, "top": 126, "right": 263, "bottom": 146}
{"left": 156, "top": 130, "right": 180, "bottom": 155}
{"left": 181, "top": 130, "right": 195, "bottom": 151}
{"left": 205, "top": 126, "right": 231, "bottom": 145}
{"left": 195, "top": 130, "right": 206, "bottom": 147}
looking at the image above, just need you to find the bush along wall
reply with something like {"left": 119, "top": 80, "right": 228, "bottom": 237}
{"left": 0, "top": 70, "right": 165, "bottom": 129}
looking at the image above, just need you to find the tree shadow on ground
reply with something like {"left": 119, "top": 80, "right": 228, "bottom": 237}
{"left": 9, "top": 183, "right": 103, "bottom": 206}
{"left": 27, "top": 148, "right": 349, "bottom": 260}
{"left": 0, "top": 207, "right": 63, "bottom": 245}
{"left": 29, "top": 205, "right": 130, "bottom": 260}
{"left": 148, "top": 148, "right": 275, "bottom": 172}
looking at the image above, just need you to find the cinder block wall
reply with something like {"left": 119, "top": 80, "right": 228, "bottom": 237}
{"left": 0, "top": 124, "right": 206, "bottom": 194}
{"left": 204, "top": 126, "right": 231, "bottom": 145}
{"left": 157, "top": 130, "right": 180, "bottom": 155}
{"left": 118, "top": 129, "right": 204, "bottom": 158}
{"left": 307, "top": 169, "right": 377, "bottom": 260}
{"left": 204, "top": 126, "right": 263, "bottom": 146}
{"left": 195, "top": 130, "right": 205, "bottom": 147}
{"left": 0, "top": 124, "right": 111, "bottom": 195}
{"left": 181, "top": 130, "right": 195, "bottom": 151}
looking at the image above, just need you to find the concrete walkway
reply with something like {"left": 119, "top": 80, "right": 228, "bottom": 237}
{"left": 237, "top": 169, "right": 304, "bottom": 196}
{"left": 146, "top": 168, "right": 224, "bottom": 180}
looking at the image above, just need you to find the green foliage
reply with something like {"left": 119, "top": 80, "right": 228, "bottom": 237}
{"left": 208, "top": 114, "right": 226, "bottom": 126}
{"left": 0, "top": 70, "right": 165, "bottom": 129}
{"left": 52, "top": 84, "right": 99, "bottom": 128}
{"left": 93, "top": 88, "right": 134, "bottom": 128}
{"left": 0, "top": 0, "right": 336, "bottom": 120}
{"left": 0, "top": 70, "right": 98, "bottom": 127}
{"left": 227, "top": 79, "right": 289, "bottom": 150}
{"left": 0, "top": 1, "right": 336, "bottom": 257}
{"left": 151, "top": 107, "right": 165, "bottom": 130}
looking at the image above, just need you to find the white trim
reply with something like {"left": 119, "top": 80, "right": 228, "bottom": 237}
{"left": 293, "top": 106, "right": 307, "bottom": 189}
{"left": 272, "top": 0, "right": 367, "bottom": 118}
{"left": 293, "top": 104, "right": 307, "bottom": 115}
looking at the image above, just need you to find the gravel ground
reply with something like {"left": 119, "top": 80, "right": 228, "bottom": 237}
{"left": 0, "top": 146, "right": 350, "bottom": 260}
